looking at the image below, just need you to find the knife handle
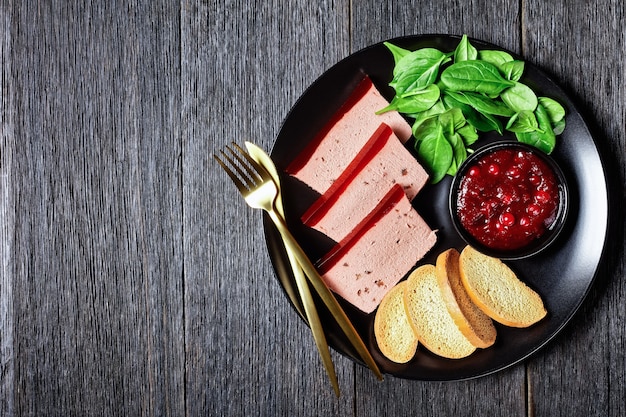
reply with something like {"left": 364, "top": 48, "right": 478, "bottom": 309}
{"left": 266, "top": 210, "right": 383, "bottom": 381}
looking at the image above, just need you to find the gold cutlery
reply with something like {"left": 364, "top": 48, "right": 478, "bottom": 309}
{"left": 244, "top": 141, "right": 340, "bottom": 396}
{"left": 214, "top": 142, "right": 383, "bottom": 389}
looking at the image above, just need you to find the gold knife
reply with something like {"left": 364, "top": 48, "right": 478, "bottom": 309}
{"left": 244, "top": 142, "right": 383, "bottom": 381}
{"left": 245, "top": 142, "right": 341, "bottom": 396}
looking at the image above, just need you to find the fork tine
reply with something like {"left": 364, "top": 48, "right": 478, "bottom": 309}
{"left": 225, "top": 144, "right": 263, "bottom": 187}
{"left": 219, "top": 149, "right": 256, "bottom": 189}
{"left": 231, "top": 142, "right": 272, "bottom": 183}
{"left": 213, "top": 153, "right": 248, "bottom": 194}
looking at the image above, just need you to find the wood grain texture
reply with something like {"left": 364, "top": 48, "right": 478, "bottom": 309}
{"left": 522, "top": 1, "right": 626, "bottom": 416}
{"left": 2, "top": 0, "right": 625, "bottom": 416}
{"left": 1, "top": 2, "right": 16, "bottom": 415}
{"left": 351, "top": 0, "right": 523, "bottom": 54}
{"left": 181, "top": 1, "right": 356, "bottom": 416}
{"left": 7, "top": 1, "right": 184, "bottom": 415}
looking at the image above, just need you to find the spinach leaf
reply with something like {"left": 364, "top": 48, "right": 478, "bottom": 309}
{"left": 477, "top": 111, "right": 504, "bottom": 134}
{"left": 376, "top": 84, "right": 440, "bottom": 114}
{"left": 501, "top": 60, "right": 525, "bottom": 82}
{"left": 538, "top": 97, "right": 566, "bottom": 134}
{"left": 538, "top": 97, "right": 566, "bottom": 124}
{"left": 440, "top": 60, "right": 514, "bottom": 95}
{"left": 552, "top": 118, "right": 566, "bottom": 135}
{"left": 390, "top": 48, "right": 450, "bottom": 96}
{"left": 438, "top": 107, "right": 467, "bottom": 133}
{"left": 414, "top": 118, "right": 453, "bottom": 183}
{"left": 384, "top": 42, "right": 412, "bottom": 71}
{"left": 516, "top": 104, "right": 556, "bottom": 153}
{"left": 501, "top": 82, "right": 538, "bottom": 112}
{"left": 458, "top": 124, "right": 479, "bottom": 146}
{"left": 506, "top": 111, "right": 540, "bottom": 133}
{"left": 381, "top": 35, "right": 568, "bottom": 183}
{"left": 445, "top": 132, "right": 468, "bottom": 176}
{"left": 454, "top": 34, "right": 478, "bottom": 62}
{"left": 414, "top": 108, "right": 473, "bottom": 178}
{"left": 446, "top": 91, "right": 515, "bottom": 117}
{"left": 409, "top": 99, "right": 447, "bottom": 131}
{"left": 478, "top": 50, "right": 514, "bottom": 68}
{"left": 442, "top": 93, "right": 503, "bottom": 133}
{"left": 393, "top": 47, "right": 447, "bottom": 75}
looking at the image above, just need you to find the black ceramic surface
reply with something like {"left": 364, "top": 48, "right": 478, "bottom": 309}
{"left": 264, "top": 35, "right": 609, "bottom": 380}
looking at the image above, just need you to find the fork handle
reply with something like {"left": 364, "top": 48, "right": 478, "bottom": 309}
{"left": 265, "top": 210, "right": 383, "bottom": 381}
{"left": 289, "top": 251, "right": 340, "bottom": 396}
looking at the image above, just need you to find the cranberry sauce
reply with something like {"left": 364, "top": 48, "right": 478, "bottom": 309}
{"left": 455, "top": 146, "right": 561, "bottom": 252}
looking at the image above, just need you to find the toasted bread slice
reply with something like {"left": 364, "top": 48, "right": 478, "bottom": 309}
{"left": 459, "top": 246, "right": 547, "bottom": 327}
{"left": 374, "top": 281, "right": 418, "bottom": 363}
{"left": 436, "top": 249, "right": 497, "bottom": 348}
{"left": 404, "top": 265, "right": 476, "bottom": 359}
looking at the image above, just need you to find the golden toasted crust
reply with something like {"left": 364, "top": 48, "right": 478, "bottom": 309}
{"left": 459, "top": 246, "right": 547, "bottom": 327}
{"left": 403, "top": 265, "right": 476, "bottom": 359}
{"left": 374, "top": 281, "right": 418, "bottom": 363}
{"left": 436, "top": 249, "right": 497, "bottom": 348}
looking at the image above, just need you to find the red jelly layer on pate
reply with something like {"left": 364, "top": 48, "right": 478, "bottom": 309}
{"left": 285, "top": 74, "right": 412, "bottom": 194}
{"left": 317, "top": 184, "right": 437, "bottom": 314}
{"left": 301, "top": 123, "right": 428, "bottom": 242}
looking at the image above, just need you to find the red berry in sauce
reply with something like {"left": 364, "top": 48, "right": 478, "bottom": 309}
{"left": 529, "top": 174, "right": 541, "bottom": 186}
{"left": 488, "top": 163, "right": 500, "bottom": 175}
{"left": 535, "top": 190, "right": 551, "bottom": 204}
{"left": 526, "top": 203, "right": 541, "bottom": 217}
{"left": 499, "top": 212, "right": 516, "bottom": 227}
{"left": 506, "top": 166, "right": 522, "bottom": 179}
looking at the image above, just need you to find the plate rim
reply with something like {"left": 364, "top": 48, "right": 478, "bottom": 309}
{"left": 264, "top": 34, "right": 611, "bottom": 381}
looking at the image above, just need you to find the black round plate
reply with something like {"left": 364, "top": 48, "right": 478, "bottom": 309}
{"left": 264, "top": 35, "right": 609, "bottom": 380}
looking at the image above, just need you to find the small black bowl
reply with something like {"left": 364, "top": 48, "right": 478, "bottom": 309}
{"left": 449, "top": 141, "right": 569, "bottom": 260}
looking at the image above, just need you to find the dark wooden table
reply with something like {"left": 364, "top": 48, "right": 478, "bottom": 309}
{"left": 1, "top": 1, "right": 624, "bottom": 416}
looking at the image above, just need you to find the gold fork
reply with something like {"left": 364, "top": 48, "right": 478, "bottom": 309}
{"left": 214, "top": 142, "right": 383, "bottom": 384}
{"left": 244, "top": 142, "right": 340, "bottom": 396}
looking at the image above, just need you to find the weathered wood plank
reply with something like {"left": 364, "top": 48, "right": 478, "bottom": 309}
{"left": 2, "top": 0, "right": 624, "bottom": 416}
{"left": 1, "top": 2, "right": 16, "bottom": 415}
{"left": 181, "top": 1, "right": 357, "bottom": 415}
{"left": 7, "top": 1, "right": 184, "bottom": 415}
{"left": 522, "top": 1, "right": 626, "bottom": 416}
{"left": 351, "top": 0, "right": 522, "bottom": 54}
{"left": 351, "top": 2, "right": 526, "bottom": 416}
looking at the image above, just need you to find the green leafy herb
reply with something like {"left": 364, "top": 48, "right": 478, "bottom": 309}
{"left": 440, "top": 61, "right": 515, "bottom": 96}
{"left": 390, "top": 48, "right": 451, "bottom": 96}
{"left": 538, "top": 97, "right": 566, "bottom": 125}
{"left": 506, "top": 111, "right": 540, "bottom": 133}
{"left": 500, "top": 82, "right": 538, "bottom": 112}
{"left": 376, "top": 84, "right": 441, "bottom": 114}
{"left": 442, "top": 92, "right": 503, "bottom": 133}
{"left": 454, "top": 34, "right": 478, "bottom": 62}
{"left": 408, "top": 99, "right": 447, "bottom": 127}
{"left": 515, "top": 104, "right": 556, "bottom": 153}
{"left": 414, "top": 118, "right": 453, "bottom": 184}
{"left": 384, "top": 42, "right": 411, "bottom": 70}
{"left": 457, "top": 124, "right": 479, "bottom": 146}
{"left": 378, "top": 34, "right": 567, "bottom": 183}
{"left": 478, "top": 50, "right": 514, "bottom": 68}
{"left": 500, "top": 60, "right": 525, "bottom": 82}
{"left": 446, "top": 91, "right": 516, "bottom": 117}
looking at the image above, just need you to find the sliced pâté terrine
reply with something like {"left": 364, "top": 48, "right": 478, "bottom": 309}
{"left": 317, "top": 184, "right": 437, "bottom": 314}
{"left": 301, "top": 123, "right": 429, "bottom": 242}
{"left": 286, "top": 75, "right": 412, "bottom": 194}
